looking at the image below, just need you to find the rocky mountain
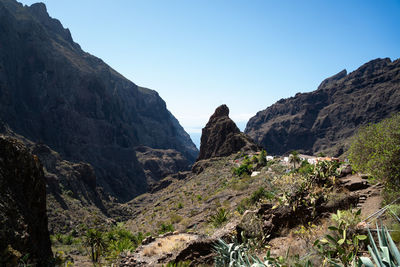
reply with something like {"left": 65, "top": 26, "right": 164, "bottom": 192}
{"left": 197, "top": 104, "right": 259, "bottom": 161}
{"left": 0, "top": 121, "right": 112, "bottom": 233}
{"left": 0, "top": 0, "right": 198, "bottom": 201}
{"left": 0, "top": 136, "right": 52, "bottom": 265}
{"left": 245, "top": 58, "right": 400, "bottom": 156}
{"left": 135, "top": 145, "right": 191, "bottom": 185}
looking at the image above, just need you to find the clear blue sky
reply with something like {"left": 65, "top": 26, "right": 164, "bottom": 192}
{"left": 18, "top": 0, "right": 400, "bottom": 147}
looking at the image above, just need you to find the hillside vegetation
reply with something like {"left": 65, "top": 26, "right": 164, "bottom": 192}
{"left": 44, "top": 112, "right": 400, "bottom": 265}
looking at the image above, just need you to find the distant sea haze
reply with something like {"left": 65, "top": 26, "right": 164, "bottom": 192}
{"left": 189, "top": 132, "right": 201, "bottom": 149}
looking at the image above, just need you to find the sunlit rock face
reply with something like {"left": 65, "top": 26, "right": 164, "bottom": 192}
{"left": 245, "top": 58, "right": 400, "bottom": 156}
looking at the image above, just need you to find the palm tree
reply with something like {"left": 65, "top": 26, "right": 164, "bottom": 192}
{"left": 289, "top": 150, "right": 300, "bottom": 170}
{"left": 83, "top": 228, "right": 107, "bottom": 264}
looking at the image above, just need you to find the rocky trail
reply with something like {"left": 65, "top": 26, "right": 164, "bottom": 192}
{"left": 339, "top": 174, "right": 384, "bottom": 218}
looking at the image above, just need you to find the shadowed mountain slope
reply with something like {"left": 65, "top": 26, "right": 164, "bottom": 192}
{"left": 0, "top": 0, "right": 198, "bottom": 201}
{"left": 0, "top": 136, "right": 52, "bottom": 265}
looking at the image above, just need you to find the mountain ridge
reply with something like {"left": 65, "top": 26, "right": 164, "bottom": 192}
{"left": 245, "top": 57, "right": 400, "bottom": 156}
{"left": 0, "top": 0, "right": 198, "bottom": 201}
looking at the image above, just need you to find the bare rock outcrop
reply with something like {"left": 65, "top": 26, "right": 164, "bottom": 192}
{"left": 197, "top": 105, "right": 259, "bottom": 161}
{"left": 0, "top": 136, "right": 52, "bottom": 265}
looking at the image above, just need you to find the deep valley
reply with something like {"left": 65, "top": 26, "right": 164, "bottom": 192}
{"left": 1, "top": 0, "right": 400, "bottom": 266}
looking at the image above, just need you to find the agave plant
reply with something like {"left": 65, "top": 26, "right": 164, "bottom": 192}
{"left": 213, "top": 239, "right": 312, "bottom": 267}
{"left": 358, "top": 223, "right": 400, "bottom": 267}
{"left": 210, "top": 208, "right": 229, "bottom": 227}
{"left": 213, "top": 239, "right": 269, "bottom": 267}
{"left": 213, "top": 223, "right": 400, "bottom": 267}
{"left": 323, "top": 223, "right": 400, "bottom": 267}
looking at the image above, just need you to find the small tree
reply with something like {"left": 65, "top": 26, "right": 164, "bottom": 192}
{"left": 83, "top": 228, "right": 107, "bottom": 264}
{"left": 258, "top": 149, "right": 267, "bottom": 166}
{"left": 289, "top": 150, "right": 301, "bottom": 170}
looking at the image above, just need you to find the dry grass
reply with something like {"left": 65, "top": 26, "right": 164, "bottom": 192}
{"left": 268, "top": 218, "right": 331, "bottom": 260}
{"left": 141, "top": 234, "right": 197, "bottom": 257}
{"left": 126, "top": 154, "right": 290, "bottom": 236}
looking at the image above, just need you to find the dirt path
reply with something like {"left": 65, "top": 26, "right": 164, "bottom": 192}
{"left": 357, "top": 184, "right": 384, "bottom": 220}
{"left": 339, "top": 174, "right": 383, "bottom": 217}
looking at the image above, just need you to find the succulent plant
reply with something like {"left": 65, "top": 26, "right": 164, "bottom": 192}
{"left": 359, "top": 223, "right": 400, "bottom": 267}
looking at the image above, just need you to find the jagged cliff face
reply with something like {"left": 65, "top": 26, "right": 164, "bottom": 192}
{"left": 0, "top": 0, "right": 198, "bottom": 201}
{"left": 245, "top": 58, "right": 400, "bottom": 156}
{"left": 0, "top": 136, "right": 52, "bottom": 265}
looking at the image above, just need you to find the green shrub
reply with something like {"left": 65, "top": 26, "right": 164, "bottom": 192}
{"left": 249, "top": 187, "right": 274, "bottom": 205}
{"left": 209, "top": 208, "right": 229, "bottom": 227}
{"left": 332, "top": 209, "right": 362, "bottom": 229}
{"left": 108, "top": 238, "right": 134, "bottom": 254}
{"left": 349, "top": 112, "right": 400, "bottom": 189}
{"left": 310, "top": 160, "right": 341, "bottom": 185}
{"left": 236, "top": 198, "right": 250, "bottom": 214}
{"left": 233, "top": 163, "right": 252, "bottom": 176}
{"left": 105, "top": 228, "right": 143, "bottom": 262}
{"left": 55, "top": 233, "right": 63, "bottom": 243}
{"left": 159, "top": 223, "right": 174, "bottom": 234}
{"left": 298, "top": 160, "right": 313, "bottom": 175}
{"left": 62, "top": 234, "right": 74, "bottom": 245}
{"left": 314, "top": 209, "right": 367, "bottom": 266}
{"left": 54, "top": 250, "right": 73, "bottom": 267}
{"left": 387, "top": 204, "right": 400, "bottom": 242}
{"left": 258, "top": 149, "right": 267, "bottom": 166}
{"left": 234, "top": 152, "right": 247, "bottom": 160}
{"left": 52, "top": 233, "right": 75, "bottom": 245}
{"left": 390, "top": 222, "right": 400, "bottom": 243}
